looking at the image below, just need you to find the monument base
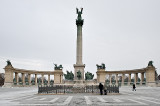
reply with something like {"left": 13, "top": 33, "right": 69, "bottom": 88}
{"left": 72, "top": 80, "right": 85, "bottom": 93}
{"left": 73, "top": 80, "right": 85, "bottom": 87}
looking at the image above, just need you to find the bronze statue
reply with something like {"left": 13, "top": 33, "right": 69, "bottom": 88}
{"left": 64, "top": 70, "right": 74, "bottom": 80}
{"left": 148, "top": 61, "right": 154, "bottom": 67}
{"left": 96, "top": 63, "right": 106, "bottom": 69}
{"left": 54, "top": 64, "right": 63, "bottom": 70}
{"left": 77, "top": 70, "right": 82, "bottom": 80}
{"left": 85, "top": 71, "right": 94, "bottom": 80}
{"left": 76, "top": 8, "right": 83, "bottom": 20}
{"left": 6, "top": 60, "right": 12, "bottom": 66}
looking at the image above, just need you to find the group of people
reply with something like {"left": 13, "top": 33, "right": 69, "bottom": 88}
{"left": 98, "top": 83, "right": 136, "bottom": 95}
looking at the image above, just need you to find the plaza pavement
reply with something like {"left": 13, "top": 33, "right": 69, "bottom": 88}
{"left": 0, "top": 86, "right": 160, "bottom": 106}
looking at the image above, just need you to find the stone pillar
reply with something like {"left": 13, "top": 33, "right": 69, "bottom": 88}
{"left": 146, "top": 66, "right": 156, "bottom": 86}
{"left": 122, "top": 74, "right": 125, "bottom": 86}
{"left": 28, "top": 74, "right": 31, "bottom": 85}
{"left": 41, "top": 74, "right": 44, "bottom": 85}
{"left": 53, "top": 69, "right": 63, "bottom": 84}
{"left": 22, "top": 73, "right": 25, "bottom": 85}
{"left": 134, "top": 73, "right": 137, "bottom": 85}
{"left": 141, "top": 72, "right": 144, "bottom": 85}
{"left": 15, "top": 72, "right": 19, "bottom": 85}
{"left": 3, "top": 65, "right": 14, "bottom": 87}
{"left": 96, "top": 69, "right": 106, "bottom": 84}
{"left": 35, "top": 74, "right": 37, "bottom": 85}
{"left": 128, "top": 73, "right": 131, "bottom": 85}
{"left": 48, "top": 74, "right": 50, "bottom": 85}
{"left": 116, "top": 74, "right": 118, "bottom": 85}
{"left": 109, "top": 74, "right": 112, "bottom": 85}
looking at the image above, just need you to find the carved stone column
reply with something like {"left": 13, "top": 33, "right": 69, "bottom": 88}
{"left": 41, "top": 74, "right": 44, "bottom": 85}
{"left": 122, "top": 74, "right": 125, "bottom": 86}
{"left": 128, "top": 73, "right": 131, "bottom": 85}
{"left": 141, "top": 72, "right": 144, "bottom": 85}
{"left": 134, "top": 73, "right": 137, "bottom": 85}
{"left": 48, "top": 74, "right": 50, "bottom": 85}
{"left": 22, "top": 73, "right": 25, "bottom": 85}
{"left": 28, "top": 74, "right": 31, "bottom": 85}
{"left": 116, "top": 74, "right": 118, "bottom": 85}
{"left": 35, "top": 74, "right": 37, "bottom": 85}
{"left": 15, "top": 72, "right": 19, "bottom": 85}
{"left": 109, "top": 74, "right": 112, "bottom": 85}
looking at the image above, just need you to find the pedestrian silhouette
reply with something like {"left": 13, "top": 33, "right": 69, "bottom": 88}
{"left": 99, "top": 83, "right": 104, "bottom": 95}
{"left": 133, "top": 84, "right": 136, "bottom": 91}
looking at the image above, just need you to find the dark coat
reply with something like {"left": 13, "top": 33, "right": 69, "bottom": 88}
{"left": 99, "top": 83, "right": 104, "bottom": 90}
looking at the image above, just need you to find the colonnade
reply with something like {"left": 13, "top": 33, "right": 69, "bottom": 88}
{"left": 107, "top": 72, "right": 145, "bottom": 86}
{"left": 97, "top": 66, "right": 156, "bottom": 86}
{"left": 14, "top": 72, "right": 52, "bottom": 85}
{"left": 3, "top": 65, "right": 63, "bottom": 87}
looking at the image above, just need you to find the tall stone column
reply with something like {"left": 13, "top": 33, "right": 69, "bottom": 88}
{"left": 74, "top": 8, "right": 85, "bottom": 81}
{"left": 35, "top": 74, "right": 37, "bottom": 85}
{"left": 15, "top": 72, "right": 19, "bottom": 85}
{"left": 22, "top": 73, "right": 25, "bottom": 85}
{"left": 28, "top": 74, "right": 31, "bottom": 85}
{"left": 128, "top": 73, "right": 131, "bottom": 85}
{"left": 48, "top": 74, "right": 50, "bottom": 85}
{"left": 116, "top": 74, "right": 118, "bottom": 85}
{"left": 141, "top": 72, "right": 144, "bottom": 85}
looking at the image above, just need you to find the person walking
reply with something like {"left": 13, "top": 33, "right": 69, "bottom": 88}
{"left": 99, "top": 83, "right": 104, "bottom": 95}
{"left": 132, "top": 84, "right": 136, "bottom": 91}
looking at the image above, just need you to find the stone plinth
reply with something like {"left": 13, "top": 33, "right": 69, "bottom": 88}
{"left": 96, "top": 69, "right": 106, "bottom": 84}
{"left": 72, "top": 86, "right": 85, "bottom": 93}
{"left": 74, "top": 64, "right": 85, "bottom": 81}
{"left": 53, "top": 69, "right": 63, "bottom": 84}
{"left": 146, "top": 66, "right": 156, "bottom": 87}
{"left": 73, "top": 80, "right": 85, "bottom": 93}
{"left": 3, "top": 65, "right": 14, "bottom": 87}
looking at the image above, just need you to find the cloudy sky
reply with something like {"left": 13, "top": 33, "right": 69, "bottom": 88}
{"left": 0, "top": 0, "right": 160, "bottom": 77}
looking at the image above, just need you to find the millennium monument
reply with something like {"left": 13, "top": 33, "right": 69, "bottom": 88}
{"left": 73, "top": 8, "right": 85, "bottom": 85}
{"left": 2, "top": 8, "right": 159, "bottom": 88}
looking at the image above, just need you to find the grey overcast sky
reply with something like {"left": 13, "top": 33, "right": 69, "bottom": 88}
{"left": 0, "top": 0, "right": 160, "bottom": 77}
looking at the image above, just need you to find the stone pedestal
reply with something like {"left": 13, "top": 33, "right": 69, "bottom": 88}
{"left": 53, "top": 69, "right": 63, "bottom": 84}
{"left": 3, "top": 65, "right": 14, "bottom": 87}
{"left": 73, "top": 80, "right": 85, "bottom": 93}
{"left": 96, "top": 69, "right": 106, "bottom": 84}
{"left": 74, "top": 64, "right": 85, "bottom": 81}
{"left": 146, "top": 66, "right": 156, "bottom": 87}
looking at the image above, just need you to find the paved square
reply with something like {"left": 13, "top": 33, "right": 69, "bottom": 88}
{"left": 0, "top": 86, "right": 160, "bottom": 106}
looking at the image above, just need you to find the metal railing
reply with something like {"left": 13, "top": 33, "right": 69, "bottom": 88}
{"left": 38, "top": 85, "right": 119, "bottom": 94}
